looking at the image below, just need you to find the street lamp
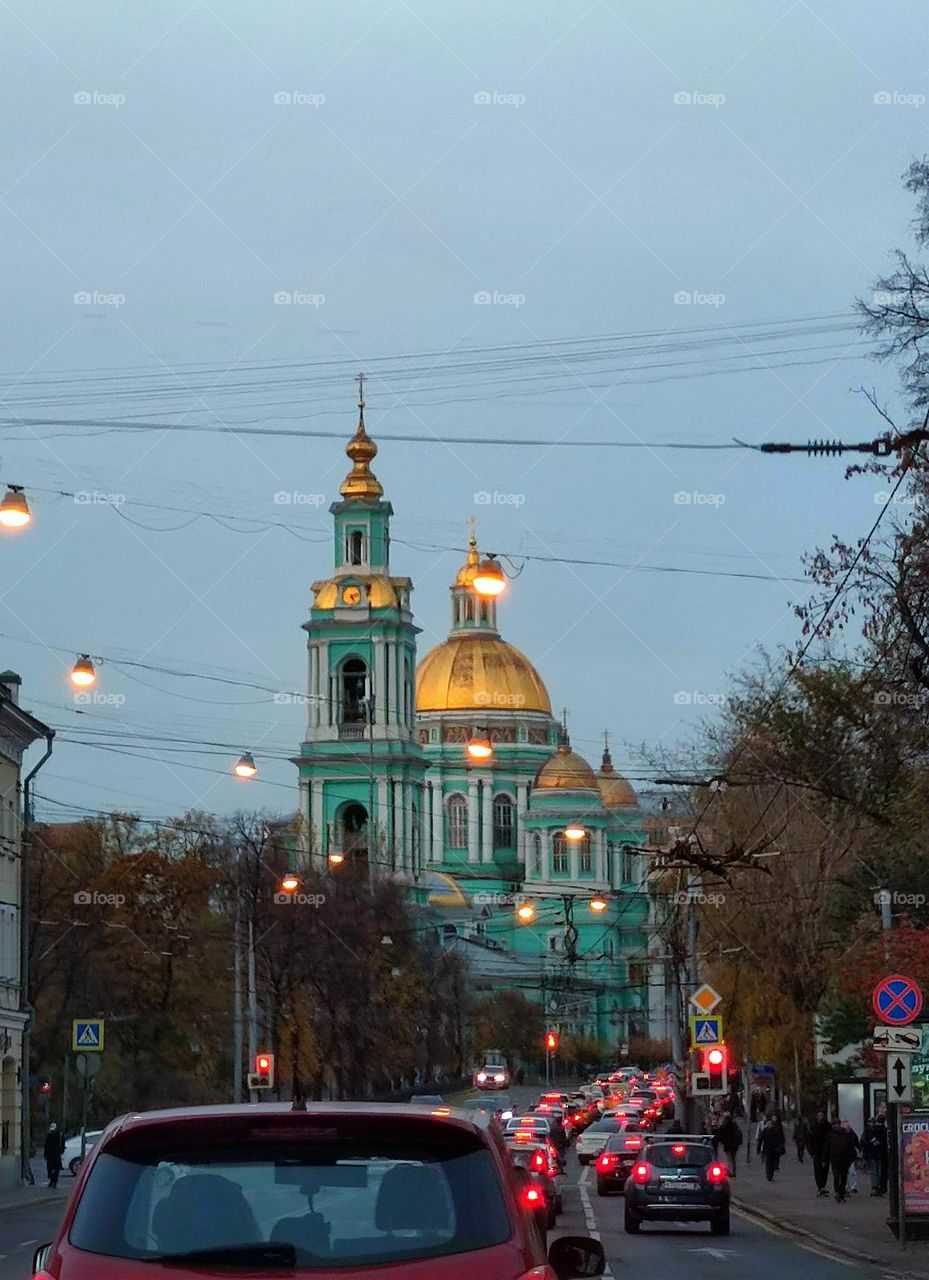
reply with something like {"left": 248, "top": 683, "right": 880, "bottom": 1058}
{"left": 328, "top": 851, "right": 345, "bottom": 867}
{"left": 466, "top": 727, "right": 493, "bottom": 760}
{"left": 472, "top": 555, "right": 506, "bottom": 597}
{"left": 69, "top": 655, "right": 96, "bottom": 688}
{"left": 564, "top": 824, "right": 586, "bottom": 842}
{"left": 0, "top": 485, "right": 30, "bottom": 530}
{"left": 233, "top": 752, "right": 258, "bottom": 779}
{"left": 516, "top": 901, "right": 537, "bottom": 923}
{"left": 589, "top": 895, "right": 608, "bottom": 913}
{"left": 280, "top": 871, "right": 300, "bottom": 893}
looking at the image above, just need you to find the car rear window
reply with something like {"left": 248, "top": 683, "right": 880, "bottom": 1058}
{"left": 648, "top": 1143, "right": 713, "bottom": 1169}
{"left": 69, "top": 1124, "right": 512, "bottom": 1268}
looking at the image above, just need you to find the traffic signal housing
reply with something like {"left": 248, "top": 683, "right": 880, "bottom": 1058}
{"left": 545, "top": 1031, "right": 558, "bottom": 1053}
{"left": 253, "top": 1052, "right": 274, "bottom": 1089}
{"left": 703, "top": 1044, "right": 727, "bottom": 1092}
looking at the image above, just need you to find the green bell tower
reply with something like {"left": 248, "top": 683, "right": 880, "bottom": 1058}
{"left": 295, "top": 378, "right": 425, "bottom": 876}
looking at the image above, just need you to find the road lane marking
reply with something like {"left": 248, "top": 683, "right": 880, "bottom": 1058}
{"left": 577, "top": 1167, "right": 615, "bottom": 1279}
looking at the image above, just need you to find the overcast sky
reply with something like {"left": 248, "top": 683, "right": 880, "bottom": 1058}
{"left": 1, "top": 1, "right": 924, "bottom": 823}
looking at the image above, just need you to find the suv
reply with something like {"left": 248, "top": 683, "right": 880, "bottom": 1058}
{"left": 624, "top": 1138, "right": 730, "bottom": 1235}
{"left": 475, "top": 1063, "right": 510, "bottom": 1090}
{"left": 32, "top": 1103, "right": 606, "bottom": 1279}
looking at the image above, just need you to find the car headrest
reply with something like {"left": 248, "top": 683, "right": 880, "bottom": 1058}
{"left": 374, "top": 1164, "right": 450, "bottom": 1232}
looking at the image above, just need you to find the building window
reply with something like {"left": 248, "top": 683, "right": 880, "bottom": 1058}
{"left": 340, "top": 657, "right": 368, "bottom": 722}
{"left": 492, "top": 794, "right": 515, "bottom": 849}
{"left": 628, "top": 962, "right": 645, "bottom": 986}
{"left": 622, "top": 847, "right": 635, "bottom": 882}
{"left": 348, "top": 530, "right": 365, "bottom": 565}
{"left": 552, "top": 833, "right": 568, "bottom": 874}
{"left": 532, "top": 833, "right": 541, "bottom": 877}
{"left": 579, "top": 835, "right": 592, "bottom": 874}
{"left": 447, "top": 795, "right": 467, "bottom": 849}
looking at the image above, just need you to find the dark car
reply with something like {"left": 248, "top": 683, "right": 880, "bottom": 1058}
{"left": 506, "top": 1144, "right": 558, "bottom": 1229}
{"left": 32, "top": 1103, "right": 607, "bottom": 1280}
{"left": 624, "top": 1139, "right": 731, "bottom": 1235}
{"left": 595, "top": 1131, "right": 646, "bottom": 1195}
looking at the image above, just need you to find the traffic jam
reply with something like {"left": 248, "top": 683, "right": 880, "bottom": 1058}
{"left": 30, "top": 1067, "right": 711, "bottom": 1279}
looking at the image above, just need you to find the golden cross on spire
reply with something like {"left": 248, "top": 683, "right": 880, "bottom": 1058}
{"left": 356, "top": 370, "right": 366, "bottom": 408}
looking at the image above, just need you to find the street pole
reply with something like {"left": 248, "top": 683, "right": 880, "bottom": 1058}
{"left": 247, "top": 917, "right": 258, "bottom": 1101}
{"left": 233, "top": 889, "right": 243, "bottom": 1103}
{"left": 19, "top": 730, "right": 54, "bottom": 1185}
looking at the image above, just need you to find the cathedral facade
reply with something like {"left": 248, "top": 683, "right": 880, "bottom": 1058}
{"left": 294, "top": 396, "right": 650, "bottom": 1046}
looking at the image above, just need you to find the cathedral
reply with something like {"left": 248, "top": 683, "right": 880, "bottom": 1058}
{"left": 293, "top": 391, "right": 650, "bottom": 1047}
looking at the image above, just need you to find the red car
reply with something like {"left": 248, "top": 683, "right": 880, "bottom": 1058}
{"left": 32, "top": 1103, "right": 606, "bottom": 1280}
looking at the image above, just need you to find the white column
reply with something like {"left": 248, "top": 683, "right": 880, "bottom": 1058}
{"left": 377, "top": 777, "right": 389, "bottom": 865}
{"left": 318, "top": 641, "right": 330, "bottom": 726}
{"left": 467, "top": 778, "right": 479, "bottom": 863}
{"left": 386, "top": 639, "right": 397, "bottom": 724}
{"left": 308, "top": 646, "right": 318, "bottom": 729}
{"left": 374, "top": 638, "right": 386, "bottom": 727}
{"left": 597, "top": 829, "right": 607, "bottom": 883}
{"left": 431, "top": 776, "right": 444, "bottom": 863}
{"left": 542, "top": 831, "right": 551, "bottom": 882}
{"left": 516, "top": 782, "right": 528, "bottom": 863}
{"left": 570, "top": 840, "right": 580, "bottom": 881}
{"left": 310, "top": 781, "right": 323, "bottom": 859}
{"left": 394, "top": 780, "right": 406, "bottom": 869}
{"left": 481, "top": 777, "right": 493, "bottom": 863}
{"left": 298, "top": 780, "right": 310, "bottom": 854}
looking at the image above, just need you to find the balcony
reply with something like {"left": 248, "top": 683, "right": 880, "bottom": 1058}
{"left": 338, "top": 724, "right": 366, "bottom": 741}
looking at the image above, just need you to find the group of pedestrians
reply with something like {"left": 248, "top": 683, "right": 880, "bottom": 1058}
{"left": 803, "top": 1110, "right": 888, "bottom": 1203}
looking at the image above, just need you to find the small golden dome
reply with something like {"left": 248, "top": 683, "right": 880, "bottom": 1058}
{"left": 454, "top": 531, "right": 480, "bottom": 587}
{"left": 597, "top": 744, "right": 638, "bottom": 807}
{"left": 340, "top": 401, "right": 383, "bottom": 501}
{"left": 415, "top": 635, "right": 551, "bottom": 713}
{"left": 534, "top": 741, "right": 600, "bottom": 793}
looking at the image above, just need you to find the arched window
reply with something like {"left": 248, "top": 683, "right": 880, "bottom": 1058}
{"left": 579, "top": 834, "right": 592, "bottom": 875}
{"left": 336, "top": 802, "right": 368, "bottom": 860}
{"left": 447, "top": 795, "right": 467, "bottom": 850}
{"left": 492, "top": 794, "right": 515, "bottom": 849}
{"left": 348, "top": 530, "right": 365, "bottom": 565}
{"left": 532, "top": 833, "right": 542, "bottom": 877}
{"left": 552, "top": 833, "right": 568, "bottom": 874}
{"left": 340, "top": 657, "right": 368, "bottom": 723}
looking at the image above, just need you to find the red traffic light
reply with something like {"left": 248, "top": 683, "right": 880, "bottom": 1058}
{"left": 706, "top": 1046, "right": 725, "bottom": 1068}
{"left": 256, "top": 1053, "right": 271, "bottom": 1073}
{"left": 545, "top": 1031, "right": 558, "bottom": 1052}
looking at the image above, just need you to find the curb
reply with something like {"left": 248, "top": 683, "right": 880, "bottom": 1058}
{"left": 0, "top": 1187, "right": 69, "bottom": 1213}
{"left": 731, "top": 1196, "right": 929, "bottom": 1278}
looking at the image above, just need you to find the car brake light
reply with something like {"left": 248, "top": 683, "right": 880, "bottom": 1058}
{"left": 672, "top": 1143, "right": 686, "bottom": 1154}
{"left": 597, "top": 1153, "right": 619, "bottom": 1169}
{"left": 516, "top": 1268, "right": 558, "bottom": 1279}
{"left": 632, "top": 1162, "right": 650, "bottom": 1183}
{"left": 523, "top": 1186, "right": 543, "bottom": 1206}
{"left": 624, "top": 1135, "right": 643, "bottom": 1149}
{"left": 707, "top": 1163, "right": 727, "bottom": 1183}
{"left": 531, "top": 1151, "right": 546, "bottom": 1171}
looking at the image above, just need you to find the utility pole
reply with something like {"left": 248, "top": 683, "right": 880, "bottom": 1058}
{"left": 233, "top": 891, "right": 243, "bottom": 1103}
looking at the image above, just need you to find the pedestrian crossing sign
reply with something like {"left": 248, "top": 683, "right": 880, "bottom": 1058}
{"left": 72, "top": 1019, "right": 105, "bottom": 1052}
{"left": 689, "top": 1014, "right": 723, "bottom": 1048}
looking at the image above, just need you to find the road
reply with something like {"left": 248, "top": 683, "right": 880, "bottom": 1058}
{"left": 0, "top": 1088, "right": 877, "bottom": 1279}
{"left": 501, "top": 1084, "right": 873, "bottom": 1280}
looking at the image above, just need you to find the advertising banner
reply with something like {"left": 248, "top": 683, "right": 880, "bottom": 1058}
{"left": 902, "top": 1113, "right": 929, "bottom": 1215}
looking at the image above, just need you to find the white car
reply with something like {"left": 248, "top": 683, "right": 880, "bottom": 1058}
{"left": 576, "top": 1115, "right": 637, "bottom": 1165}
{"left": 61, "top": 1128, "right": 103, "bottom": 1176}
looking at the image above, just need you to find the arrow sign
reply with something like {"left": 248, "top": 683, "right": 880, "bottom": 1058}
{"left": 688, "top": 1247, "right": 737, "bottom": 1259}
{"left": 887, "top": 1053, "right": 912, "bottom": 1103}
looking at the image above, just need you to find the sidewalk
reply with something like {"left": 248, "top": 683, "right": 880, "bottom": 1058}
{"left": 730, "top": 1148, "right": 929, "bottom": 1277}
{"left": 0, "top": 1159, "right": 70, "bottom": 1213}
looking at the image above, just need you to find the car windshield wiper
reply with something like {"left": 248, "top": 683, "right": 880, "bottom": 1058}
{"left": 146, "top": 1242, "right": 297, "bottom": 1267}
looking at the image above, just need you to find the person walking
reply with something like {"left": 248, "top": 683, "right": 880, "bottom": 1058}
{"left": 43, "top": 1122, "right": 65, "bottom": 1189}
{"left": 793, "top": 1115, "right": 809, "bottom": 1162}
{"left": 863, "top": 1118, "right": 886, "bottom": 1196}
{"left": 808, "top": 1109, "right": 831, "bottom": 1197}
{"left": 825, "top": 1118, "right": 859, "bottom": 1203}
{"left": 716, "top": 1111, "right": 743, "bottom": 1177}
{"left": 758, "top": 1114, "right": 786, "bottom": 1182}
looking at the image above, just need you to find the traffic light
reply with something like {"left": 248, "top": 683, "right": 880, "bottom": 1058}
{"left": 38, "top": 1076, "right": 51, "bottom": 1095}
{"left": 545, "top": 1031, "right": 558, "bottom": 1053}
{"left": 254, "top": 1052, "right": 274, "bottom": 1089}
{"left": 703, "top": 1045, "right": 727, "bottom": 1092}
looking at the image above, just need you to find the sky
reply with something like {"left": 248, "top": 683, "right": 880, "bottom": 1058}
{"left": 0, "top": 0, "right": 925, "bottom": 824}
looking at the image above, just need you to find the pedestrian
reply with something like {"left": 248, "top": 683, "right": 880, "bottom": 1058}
{"left": 793, "top": 1115, "right": 809, "bottom": 1162}
{"left": 43, "top": 1122, "right": 64, "bottom": 1189}
{"left": 874, "top": 1114, "right": 888, "bottom": 1195}
{"left": 808, "top": 1108, "right": 831, "bottom": 1196}
{"left": 843, "top": 1121, "right": 860, "bottom": 1194}
{"left": 758, "top": 1114, "right": 786, "bottom": 1182}
{"left": 716, "top": 1110, "right": 743, "bottom": 1177}
{"left": 825, "top": 1118, "right": 859, "bottom": 1203}
{"left": 863, "top": 1118, "right": 886, "bottom": 1196}
{"left": 515, "top": 1066, "right": 525, "bottom": 1086}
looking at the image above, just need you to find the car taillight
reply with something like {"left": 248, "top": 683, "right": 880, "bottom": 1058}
{"left": 707, "top": 1163, "right": 727, "bottom": 1183}
{"left": 624, "top": 1135, "right": 643, "bottom": 1149}
{"left": 632, "top": 1162, "right": 650, "bottom": 1183}
{"left": 672, "top": 1143, "right": 686, "bottom": 1154}
{"left": 531, "top": 1151, "right": 546, "bottom": 1171}
{"left": 523, "top": 1186, "right": 543, "bottom": 1206}
{"left": 516, "top": 1268, "right": 558, "bottom": 1279}
{"left": 597, "top": 1153, "right": 619, "bottom": 1170}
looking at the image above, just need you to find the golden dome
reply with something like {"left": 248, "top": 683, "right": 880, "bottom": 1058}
{"left": 534, "top": 741, "right": 600, "bottom": 793}
{"left": 599, "top": 765, "right": 638, "bottom": 808}
{"left": 415, "top": 635, "right": 551, "bottom": 713}
{"left": 340, "top": 404, "right": 383, "bottom": 501}
{"left": 312, "top": 575, "right": 399, "bottom": 609}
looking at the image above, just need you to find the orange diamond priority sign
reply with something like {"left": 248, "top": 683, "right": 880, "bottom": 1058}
{"left": 689, "top": 984, "right": 721, "bottom": 1014}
